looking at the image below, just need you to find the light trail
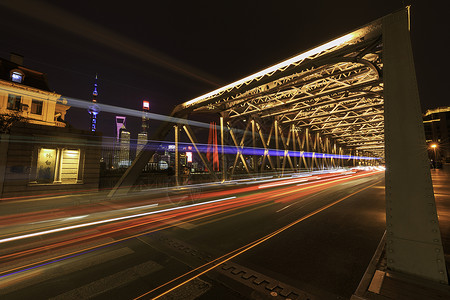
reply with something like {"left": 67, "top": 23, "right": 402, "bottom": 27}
{"left": 0, "top": 170, "right": 378, "bottom": 240}
{"left": 0, "top": 170, "right": 382, "bottom": 282}
{"left": 0, "top": 190, "right": 285, "bottom": 278}
{"left": 134, "top": 178, "right": 383, "bottom": 299}
{"left": 258, "top": 178, "right": 308, "bottom": 188}
{"left": 0, "top": 170, "right": 335, "bottom": 231}
{"left": 0, "top": 197, "right": 235, "bottom": 244}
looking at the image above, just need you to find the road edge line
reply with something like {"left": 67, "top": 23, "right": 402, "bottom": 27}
{"left": 351, "top": 230, "right": 386, "bottom": 300}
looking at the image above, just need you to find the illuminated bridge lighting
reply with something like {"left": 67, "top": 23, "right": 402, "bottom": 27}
{"left": 182, "top": 32, "right": 355, "bottom": 107}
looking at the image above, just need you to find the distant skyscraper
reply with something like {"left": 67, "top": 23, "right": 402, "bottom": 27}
{"left": 119, "top": 127, "right": 131, "bottom": 167}
{"left": 115, "top": 116, "right": 126, "bottom": 142}
{"left": 88, "top": 74, "right": 100, "bottom": 132}
{"left": 137, "top": 100, "right": 150, "bottom": 156}
{"left": 141, "top": 100, "right": 150, "bottom": 132}
{"left": 137, "top": 132, "right": 147, "bottom": 156}
{"left": 112, "top": 116, "right": 128, "bottom": 168}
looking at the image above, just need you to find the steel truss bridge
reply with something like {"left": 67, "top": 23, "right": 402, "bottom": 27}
{"left": 110, "top": 8, "right": 448, "bottom": 286}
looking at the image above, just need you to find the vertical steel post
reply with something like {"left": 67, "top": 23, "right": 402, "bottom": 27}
{"left": 174, "top": 125, "right": 179, "bottom": 186}
{"left": 305, "top": 128, "right": 310, "bottom": 171}
{"left": 292, "top": 125, "right": 297, "bottom": 172}
{"left": 383, "top": 8, "right": 447, "bottom": 283}
{"left": 220, "top": 116, "right": 226, "bottom": 182}
{"left": 252, "top": 119, "right": 256, "bottom": 173}
{"left": 275, "top": 119, "right": 280, "bottom": 173}
{"left": 300, "top": 131, "right": 307, "bottom": 171}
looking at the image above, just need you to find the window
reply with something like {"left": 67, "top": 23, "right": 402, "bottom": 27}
{"left": 7, "top": 94, "right": 21, "bottom": 111}
{"left": 11, "top": 71, "right": 24, "bottom": 83}
{"left": 36, "top": 148, "right": 81, "bottom": 184}
{"left": 31, "top": 100, "right": 43, "bottom": 115}
{"left": 36, "top": 148, "right": 57, "bottom": 183}
{"left": 60, "top": 149, "right": 80, "bottom": 184}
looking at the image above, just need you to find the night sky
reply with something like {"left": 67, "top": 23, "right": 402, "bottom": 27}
{"left": 1, "top": 0, "right": 447, "bottom": 139}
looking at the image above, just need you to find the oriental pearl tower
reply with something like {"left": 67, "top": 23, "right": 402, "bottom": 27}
{"left": 88, "top": 74, "right": 100, "bottom": 132}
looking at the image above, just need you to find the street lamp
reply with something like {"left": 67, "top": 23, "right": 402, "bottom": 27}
{"left": 430, "top": 143, "right": 438, "bottom": 169}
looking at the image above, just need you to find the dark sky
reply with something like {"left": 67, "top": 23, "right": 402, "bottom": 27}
{"left": 0, "top": 0, "right": 447, "bottom": 139}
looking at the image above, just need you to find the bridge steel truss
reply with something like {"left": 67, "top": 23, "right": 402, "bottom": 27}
{"left": 110, "top": 8, "right": 448, "bottom": 285}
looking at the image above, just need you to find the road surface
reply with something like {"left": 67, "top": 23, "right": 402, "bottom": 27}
{"left": 0, "top": 169, "right": 386, "bottom": 299}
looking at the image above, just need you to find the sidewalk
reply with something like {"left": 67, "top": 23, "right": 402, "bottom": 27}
{"left": 352, "top": 164, "right": 450, "bottom": 299}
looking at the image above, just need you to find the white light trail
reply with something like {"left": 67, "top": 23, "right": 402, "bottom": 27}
{"left": 258, "top": 179, "right": 308, "bottom": 189}
{"left": 0, "top": 197, "right": 236, "bottom": 244}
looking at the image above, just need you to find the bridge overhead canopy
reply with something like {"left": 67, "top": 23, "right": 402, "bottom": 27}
{"left": 177, "top": 18, "right": 384, "bottom": 158}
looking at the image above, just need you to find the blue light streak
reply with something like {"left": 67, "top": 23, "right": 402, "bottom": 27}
{"left": 142, "top": 140, "right": 379, "bottom": 160}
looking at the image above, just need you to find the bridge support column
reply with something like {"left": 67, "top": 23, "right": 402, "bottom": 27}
{"left": 275, "top": 119, "right": 280, "bottom": 173}
{"left": 174, "top": 125, "right": 179, "bottom": 186}
{"left": 383, "top": 8, "right": 448, "bottom": 284}
{"left": 220, "top": 116, "right": 226, "bottom": 182}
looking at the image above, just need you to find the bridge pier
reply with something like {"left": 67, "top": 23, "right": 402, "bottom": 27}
{"left": 383, "top": 8, "right": 448, "bottom": 284}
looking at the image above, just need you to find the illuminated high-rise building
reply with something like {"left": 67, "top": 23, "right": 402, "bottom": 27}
{"left": 118, "top": 126, "right": 131, "bottom": 167}
{"left": 115, "top": 116, "right": 126, "bottom": 141}
{"left": 141, "top": 100, "right": 150, "bottom": 132}
{"left": 113, "top": 116, "right": 127, "bottom": 168}
{"left": 88, "top": 74, "right": 100, "bottom": 132}
{"left": 137, "top": 100, "right": 150, "bottom": 156}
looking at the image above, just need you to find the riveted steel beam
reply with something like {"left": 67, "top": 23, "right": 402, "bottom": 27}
{"left": 383, "top": 8, "right": 447, "bottom": 283}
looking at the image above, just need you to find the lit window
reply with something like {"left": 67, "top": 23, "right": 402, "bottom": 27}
{"left": 37, "top": 148, "right": 57, "bottom": 183}
{"left": 36, "top": 148, "right": 81, "bottom": 184}
{"left": 31, "top": 99, "right": 43, "bottom": 115}
{"left": 60, "top": 149, "right": 80, "bottom": 184}
{"left": 7, "top": 94, "right": 21, "bottom": 110}
{"left": 11, "top": 71, "right": 23, "bottom": 83}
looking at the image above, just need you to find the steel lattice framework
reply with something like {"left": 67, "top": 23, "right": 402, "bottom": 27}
{"left": 111, "top": 8, "right": 449, "bottom": 285}
{"left": 177, "top": 21, "right": 384, "bottom": 159}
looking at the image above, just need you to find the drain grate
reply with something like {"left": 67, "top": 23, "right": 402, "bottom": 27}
{"left": 148, "top": 233, "right": 317, "bottom": 300}
{"left": 217, "top": 261, "right": 316, "bottom": 300}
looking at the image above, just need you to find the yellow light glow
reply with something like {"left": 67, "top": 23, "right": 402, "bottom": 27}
{"left": 431, "top": 143, "right": 437, "bottom": 149}
{"left": 183, "top": 32, "right": 355, "bottom": 107}
{"left": 64, "top": 149, "right": 80, "bottom": 157}
{"left": 65, "top": 150, "right": 79, "bottom": 154}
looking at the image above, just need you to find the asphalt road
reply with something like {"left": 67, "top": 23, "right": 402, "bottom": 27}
{"left": 0, "top": 170, "right": 386, "bottom": 300}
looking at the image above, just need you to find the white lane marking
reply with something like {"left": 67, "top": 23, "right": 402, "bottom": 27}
{"left": 276, "top": 204, "right": 293, "bottom": 213}
{"left": 0, "top": 197, "right": 236, "bottom": 244}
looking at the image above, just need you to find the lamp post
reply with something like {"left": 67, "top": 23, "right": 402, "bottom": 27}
{"left": 431, "top": 143, "right": 437, "bottom": 169}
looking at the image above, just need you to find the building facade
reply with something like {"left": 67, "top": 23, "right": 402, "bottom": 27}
{"left": 0, "top": 53, "right": 69, "bottom": 127}
{"left": 0, "top": 53, "right": 101, "bottom": 199}
{"left": 423, "top": 106, "right": 450, "bottom": 162}
{"left": 0, "top": 123, "right": 101, "bottom": 198}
